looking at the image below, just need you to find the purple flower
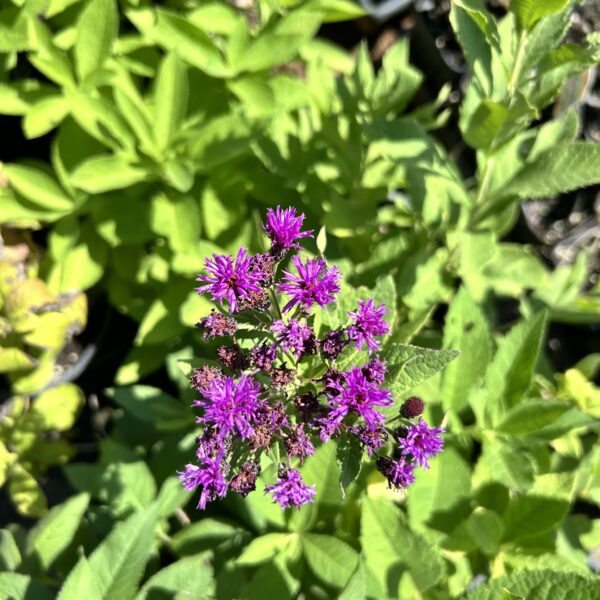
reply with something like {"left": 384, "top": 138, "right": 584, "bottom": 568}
{"left": 196, "top": 248, "right": 262, "bottom": 313}
{"left": 195, "top": 374, "right": 263, "bottom": 439}
{"left": 351, "top": 424, "right": 388, "bottom": 455}
{"left": 265, "top": 468, "right": 316, "bottom": 509}
{"left": 270, "top": 319, "right": 316, "bottom": 359}
{"left": 348, "top": 300, "right": 390, "bottom": 352}
{"left": 250, "top": 343, "right": 277, "bottom": 372}
{"left": 362, "top": 357, "right": 387, "bottom": 384}
{"left": 397, "top": 418, "right": 444, "bottom": 468}
{"left": 178, "top": 449, "right": 229, "bottom": 509}
{"left": 196, "top": 311, "right": 237, "bottom": 339}
{"left": 321, "top": 367, "right": 392, "bottom": 440}
{"left": 264, "top": 206, "right": 313, "bottom": 253}
{"left": 279, "top": 256, "right": 340, "bottom": 313}
{"left": 376, "top": 456, "right": 415, "bottom": 490}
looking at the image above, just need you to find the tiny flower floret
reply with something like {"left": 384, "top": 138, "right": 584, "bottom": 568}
{"left": 265, "top": 468, "right": 316, "bottom": 509}
{"left": 376, "top": 456, "right": 415, "bottom": 490}
{"left": 196, "top": 374, "right": 263, "bottom": 439}
{"left": 196, "top": 248, "right": 261, "bottom": 312}
{"left": 348, "top": 300, "right": 390, "bottom": 351}
{"left": 264, "top": 206, "right": 313, "bottom": 252}
{"left": 322, "top": 367, "right": 392, "bottom": 440}
{"left": 271, "top": 319, "right": 316, "bottom": 359}
{"left": 178, "top": 449, "right": 228, "bottom": 509}
{"left": 279, "top": 256, "right": 340, "bottom": 313}
{"left": 397, "top": 418, "right": 444, "bottom": 468}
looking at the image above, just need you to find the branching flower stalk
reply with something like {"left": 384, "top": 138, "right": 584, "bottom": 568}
{"left": 179, "top": 206, "right": 444, "bottom": 509}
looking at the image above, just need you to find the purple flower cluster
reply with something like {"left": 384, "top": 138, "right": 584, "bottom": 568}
{"left": 179, "top": 206, "right": 445, "bottom": 510}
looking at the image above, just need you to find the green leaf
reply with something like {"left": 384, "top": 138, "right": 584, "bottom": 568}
{"left": 136, "top": 556, "right": 214, "bottom": 600}
{"left": 462, "top": 99, "right": 508, "bottom": 149}
{"left": 0, "top": 347, "right": 35, "bottom": 373}
{"left": 382, "top": 343, "right": 459, "bottom": 399}
{"left": 67, "top": 92, "right": 135, "bottom": 151}
{"left": 338, "top": 564, "right": 366, "bottom": 600}
{"left": 301, "top": 533, "right": 359, "bottom": 589}
{"left": 129, "top": 9, "right": 227, "bottom": 78}
{"left": 452, "top": 0, "right": 500, "bottom": 51}
{"left": 88, "top": 505, "right": 158, "bottom": 600}
{"left": 302, "top": 442, "right": 342, "bottom": 506}
{"left": 0, "top": 529, "right": 21, "bottom": 571}
{"left": 495, "top": 399, "right": 572, "bottom": 436}
{"left": 307, "top": 0, "right": 366, "bottom": 22}
{"left": 336, "top": 433, "right": 363, "bottom": 497}
{"left": 480, "top": 311, "right": 547, "bottom": 425}
{"left": 57, "top": 555, "right": 102, "bottom": 600}
{"left": 70, "top": 155, "right": 148, "bottom": 193}
{"left": 465, "top": 507, "right": 504, "bottom": 555}
{"left": 0, "top": 573, "right": 53, "bottom": 600}
{"left": 74, "top": 0, "right": 118, "bottom": 83}
{"left": 476, "top": 438, "right": 535, "bottom": 492}
{"left": 27, "top": 20, "right": 74, "bottom": 88}
{"left": 47, "top": 0, "right": 83, "bottom": 18}
{"left": 469, "top": 570, "right": 600, "bottom": 600}
{"left": 441, "top": 287, "right": 493, "bottom": 412}
{"left": 499, "top": 142, "right": 600, "bottom": 201}
{"left": 503, "top": 495, "right": 569, "bottom": 543}
{"left": 0, "top": 8, "right": 29, "bottom": 53}
{"left": 31, "top": 384, "right": 84, "bottom": 431}
{"left": 237, "top": 533, "right": 291, "bottom": 566}
{"left": 407, "top": 449, "right": 472, "bottom": 530}
{"left": 361, "top": 498, "right": 445, "bottom": 593}
{"left": 4, "top": 164, "right": 73, "bottom": 212}
{"left": 9, "top": 465, "right": 47, "bottom": 518}
{"left": 23, "top": 96, "right": 69, "bottom": 139}
{"left": 101, "top": 461, "right": 157, "bottom": 514}
{"left": 510, "top": 0, "right": 568, "bottom": 30}
{"left": 155, "top": 476, "right": 190, "bottom": 519}
{"left": 25, "top": 493, "right": 90, "bottom": 571}
{"left": 450, "top": 2, "right": 493, "bottom": 94}
{"left": 153, "top": 53, "right": 189, "bottom": 152}
{"left": 171, "top": 518, "right": 247, "bottom": 557}
{"left": 235, "top": 9, "right": 322, "bottom": 72}
{"left": 106, "top": 386, "right": 190, "bottom": 431}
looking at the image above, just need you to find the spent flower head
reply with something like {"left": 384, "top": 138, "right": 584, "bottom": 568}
{"left": 179, "top": 206, "right": 446, "bottom": 510}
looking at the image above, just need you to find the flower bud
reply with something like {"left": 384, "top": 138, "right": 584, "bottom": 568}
{"left": 400, "top": 396, "right": 425, "bottom": 419}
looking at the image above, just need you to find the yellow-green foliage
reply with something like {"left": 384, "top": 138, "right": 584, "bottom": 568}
{"left": 0, "top": 237, "right": 87, "bottom": 517}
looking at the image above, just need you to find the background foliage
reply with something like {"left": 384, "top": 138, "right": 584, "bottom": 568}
{"left": 0, "top": 0, "right": 599, "bottom": 598}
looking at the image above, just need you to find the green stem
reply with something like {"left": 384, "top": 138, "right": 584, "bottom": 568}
{"left": 508, "top": 31, "right": 528, "bottom": 100}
